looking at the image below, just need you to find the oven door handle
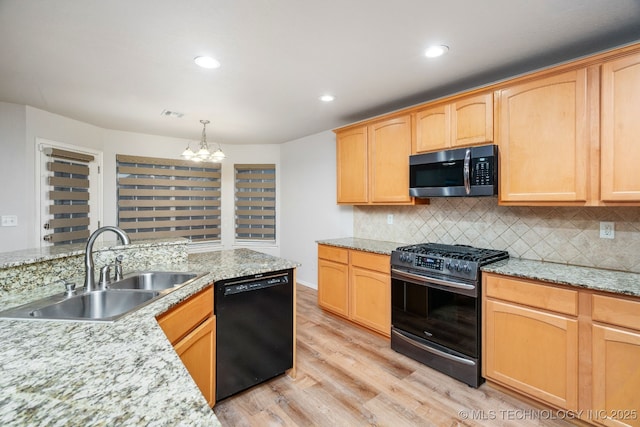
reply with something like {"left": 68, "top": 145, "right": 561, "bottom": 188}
{"left": 391, "top": 268, "right": 476, "bottom": 291}
{"left": 392, "top": 329, "right": 476, "bottom": 366}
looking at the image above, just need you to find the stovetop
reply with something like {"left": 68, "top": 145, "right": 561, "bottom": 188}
{"left": 391, "top": 243, "right": 509, "bottom": 282}
{"left": 395, "top": 243, "right": 509, "bottom": 264}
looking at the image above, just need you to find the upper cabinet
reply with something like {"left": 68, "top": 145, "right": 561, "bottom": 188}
{"left": 600, "top": 52, "right": 640, "bottom": 202}
{"left": 414, "top": 92, "right": 493, "bottom": 153}
{"left": 496, "top": 69, "right": 589, "bottom": 204}
{"left": 335, "top": 43, "right": 640, "bottom": 206}
{"left": 336, "top": 115, "right": 420, "bottom": 205}
{"left": 336, "top": 126, "right": 368, "bottom": 203}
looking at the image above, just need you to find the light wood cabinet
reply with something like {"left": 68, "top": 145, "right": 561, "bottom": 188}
{"left": 317, "top": 245, "right": 349, "bottom": 317}
{"left": 591, "top": 294, "right": 640, "bottom": 427}
{"left": 336, "top": 115, "right": 419, "bottom": 205}
{"left": 414, "top": 92, "right": 493, "bottom": 153}
{"left": 317, "top": 244, "right": 390, "bottom": 337}
{"left": 600, "top": 52, "right": 640, "bottom": 202}
{"left": 157, "top": 286, "right": 215, "bottom": 407}
{"left": 484, "top": 273, "right": 640, "bottom": 426}
{"left": 483, "top": 274, "right": 578, "bottom": 410}
{"left": 496, "top": 69, "right": 589, "bottom": 203}
{"left": 336, "top": 126, "right": 368, "bottom": 203}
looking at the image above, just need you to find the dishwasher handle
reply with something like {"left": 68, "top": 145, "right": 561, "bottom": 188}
{"left": 221, "top": 273, "right": 289, "bottom": 296}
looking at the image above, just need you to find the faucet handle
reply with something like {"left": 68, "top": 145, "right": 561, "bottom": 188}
{"left": 114, "top": 255, "right": 124, "bottom": 281}
{"left": 64, "top": 282, "right": 77, "bottom": 297}
{"left": 99, "top": 265, "right": 111, "bottom": 288}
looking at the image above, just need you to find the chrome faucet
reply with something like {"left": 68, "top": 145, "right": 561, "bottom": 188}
{"left": 84, "top": 226, "right": 131, "bottom": 292}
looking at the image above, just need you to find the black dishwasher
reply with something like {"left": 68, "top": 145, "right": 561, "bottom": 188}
{"left": 215, "top": 269, "right": 293, "bottom": 401}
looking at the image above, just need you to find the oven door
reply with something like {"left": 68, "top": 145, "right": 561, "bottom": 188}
{"left": 391, "top": 268, "right": 479, "bottom": 358}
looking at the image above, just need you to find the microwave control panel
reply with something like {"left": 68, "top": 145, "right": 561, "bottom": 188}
{"left": 471, "top": 157, "right": 493, "bottom": 186}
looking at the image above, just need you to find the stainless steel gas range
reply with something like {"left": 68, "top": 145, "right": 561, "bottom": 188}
{"left": 390, "top": 243, "right": 509, "bottom": 387}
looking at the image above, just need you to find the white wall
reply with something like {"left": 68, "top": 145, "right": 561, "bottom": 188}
{"left": 0, "top": 102, "right": 28, "bottom": 251}
{"left": 0, "top": 105, "right": 282, "bottom": 255}
{"left": 280, "top": 131, "right": 353, "bottom": 288}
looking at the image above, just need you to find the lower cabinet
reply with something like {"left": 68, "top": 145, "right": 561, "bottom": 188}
{"left": 157, "top": 286, "right": 216, "bottom": 407}
{"left": 484, "top": 273, "right": 640, "bottom": 427}
{"left": 318, "top": 244, "right": 390, "bottom": 337}
{"left": 591, "top": 295, "right": 640, "bottom": 427}
{"left": 484, "top": 299, "right": 578, "bottom": 410}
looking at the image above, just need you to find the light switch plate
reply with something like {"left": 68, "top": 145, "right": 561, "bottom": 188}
{"left": 1, "top": 215, "right": 18, "bottom": 227}
{"left": 387, "top": 214, "right": 394, "bottom": 225}
{"left": 599, "top": 221, "right": 614, "bottom": 239}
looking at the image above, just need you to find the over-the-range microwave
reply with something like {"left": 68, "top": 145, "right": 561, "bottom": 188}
{"left": 409, "top": 144, "right": 498, "bottom": 198}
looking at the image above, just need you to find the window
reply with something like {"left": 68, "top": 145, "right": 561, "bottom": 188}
{"left": 38, "top": 140, "right": 102, "bottom": 246}
{"left": 116, "top": 155, "right": 221, "bottom": 242}
{"left": 234, "top": 164, "right": 276, "bottom": 241}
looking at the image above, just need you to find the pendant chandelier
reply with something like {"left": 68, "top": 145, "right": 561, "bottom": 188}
{"left": 181, "top": 119, "right": 225, "bottom": 162}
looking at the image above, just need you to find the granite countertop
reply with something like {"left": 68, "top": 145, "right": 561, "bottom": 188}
{"left": 316, "top": 237, "right": 405, "bottom": 255}
{"left": 0, "top": 248, "right": 300, "bottom": 426}
{"left": 0, "top": 238, "right": 188, "bottom": 269}
{"left": 318, "top": 237, "right": 640, "bottom": 298}
{"left": 482, "top": 258, "right": 640, "bottom": 298}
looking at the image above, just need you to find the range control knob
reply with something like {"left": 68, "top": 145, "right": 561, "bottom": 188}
{"left": 445, "top": 261, "right": 452, "bottom": 270}
{"left": 463, "top": 264, "right": 471, "bottom": 273}
{"left": 454, "top": 262, "right": 461, "bottom": 271}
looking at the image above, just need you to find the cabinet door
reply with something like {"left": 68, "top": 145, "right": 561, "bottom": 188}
{"left": 451, "top": 93, "right": 493, "bottom": 148}
{"left": 414, "top": 104, "right": 449, "bottom": 153}
{"left": 336, "top": 126, "right": 368, "bottom": 203}
{"left": 368, "top": 115, "right": 412, "bottom": 203}
{"left": 601, "top": 53, "right": 640, "bottom": 202}
{"left": 349, "top": 266, "right": 390, "bottom": 337}
{"left": 592, "top": 325, "right": 640, "bottom": 427}
{"left": 157, "top": 286, "right": 213, "bottom": 345}
{"left": 484, "top": 299, "right": 578, "bottom": 410}
{"left": 175, "top": 316, "right": 216, "bottom": 407}
{"left": 317, "top": 258, "right": 349, "bottom": 317}
{"left": 496, "top": 69, "right": 589, "bottom": 203}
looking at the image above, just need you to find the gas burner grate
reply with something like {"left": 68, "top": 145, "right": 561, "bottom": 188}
{"left": 395, "top": 243, "right": 508, "bottom": 264}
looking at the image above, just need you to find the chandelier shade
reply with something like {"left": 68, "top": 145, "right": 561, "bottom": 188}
{"left": 181, "top": 119, "right": 225, "bottom": 162}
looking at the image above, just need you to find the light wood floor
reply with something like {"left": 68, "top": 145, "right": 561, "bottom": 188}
{"left": 213, "top": 284, "right": 573, "bottom": 427}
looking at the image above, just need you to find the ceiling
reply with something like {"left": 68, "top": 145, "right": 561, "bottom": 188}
{"left": 1, "top": 0, "right": 640, "bottom": 145}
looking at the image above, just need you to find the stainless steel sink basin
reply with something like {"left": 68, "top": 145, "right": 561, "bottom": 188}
{"left": 29, "top": 290, "right": 159, "bottom": 321}
{"left": 108, "top": 271, "right": 201, "bottom": 291}
{"left": 0, "top": 270, "right": 206, "bottom": 322}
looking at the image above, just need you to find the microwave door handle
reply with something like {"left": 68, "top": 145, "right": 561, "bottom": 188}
{"left": 463, "top": 148, "right": 471, "bottom": 195}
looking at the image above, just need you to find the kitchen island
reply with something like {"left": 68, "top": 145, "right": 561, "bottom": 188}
{"left": 0, "top": 244, "right": 299, "bottom": 426}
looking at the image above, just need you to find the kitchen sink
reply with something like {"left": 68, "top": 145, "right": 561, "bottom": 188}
{"left": 108, "top": 271, "right": 201, "bottom": 291}
{"left": 0, "top": 270, "right": 206, "bottom": 322}
{"left": 30, "top": 289, "right": 159, "bottom": 321}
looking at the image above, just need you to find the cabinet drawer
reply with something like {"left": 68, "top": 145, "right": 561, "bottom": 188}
{"left": 157, "top": 286, "right": 214, "bottom": 345}
{"left": 318, "top": 245, "right": 349, "bottom": 264}
{"left": 350, "top": 250, "right": 390, "bottom": 273}
{"left": 485, "top": 274, "right": 577, "bottom": 316}
{"left": 592, "top": 293, "right": 640, "bottom": 330}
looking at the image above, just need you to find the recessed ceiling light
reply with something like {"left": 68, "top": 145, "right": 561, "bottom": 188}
{"left": 424, "top": 45, "right": 449, "bottom": 58}
{"left": 319, "top": 94, "right": 335, "bottom": 102}
{"left": 194, "top": 56, "right": 221, "bottom": 69}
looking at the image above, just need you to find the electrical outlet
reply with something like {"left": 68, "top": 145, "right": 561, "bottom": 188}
{"left": 599, "top": 221, "right": 615, "bottom": 239}
{"left": 1, "top": 215, "right": 18, "bottom": 227}
{"left": 387, "top": 214, "right": 394, "bottom": 225}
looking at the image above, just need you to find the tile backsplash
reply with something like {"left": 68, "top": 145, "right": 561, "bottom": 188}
{"left": 354, "top": 199, "right": 640, "bottom": 273}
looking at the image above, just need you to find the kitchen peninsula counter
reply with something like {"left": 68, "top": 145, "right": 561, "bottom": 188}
{"left": 0, "top": 247, "right": 299, "bottom": 427}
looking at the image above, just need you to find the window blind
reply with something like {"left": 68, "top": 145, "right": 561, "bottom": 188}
{"left": 43, "top": 148, "right": 94, "bottom": 245}
{"left": 234, "top": 164, "right": 276, "bottom": 241}
{"left": 116, "top": 154, "right": 221, "bottom": 241}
